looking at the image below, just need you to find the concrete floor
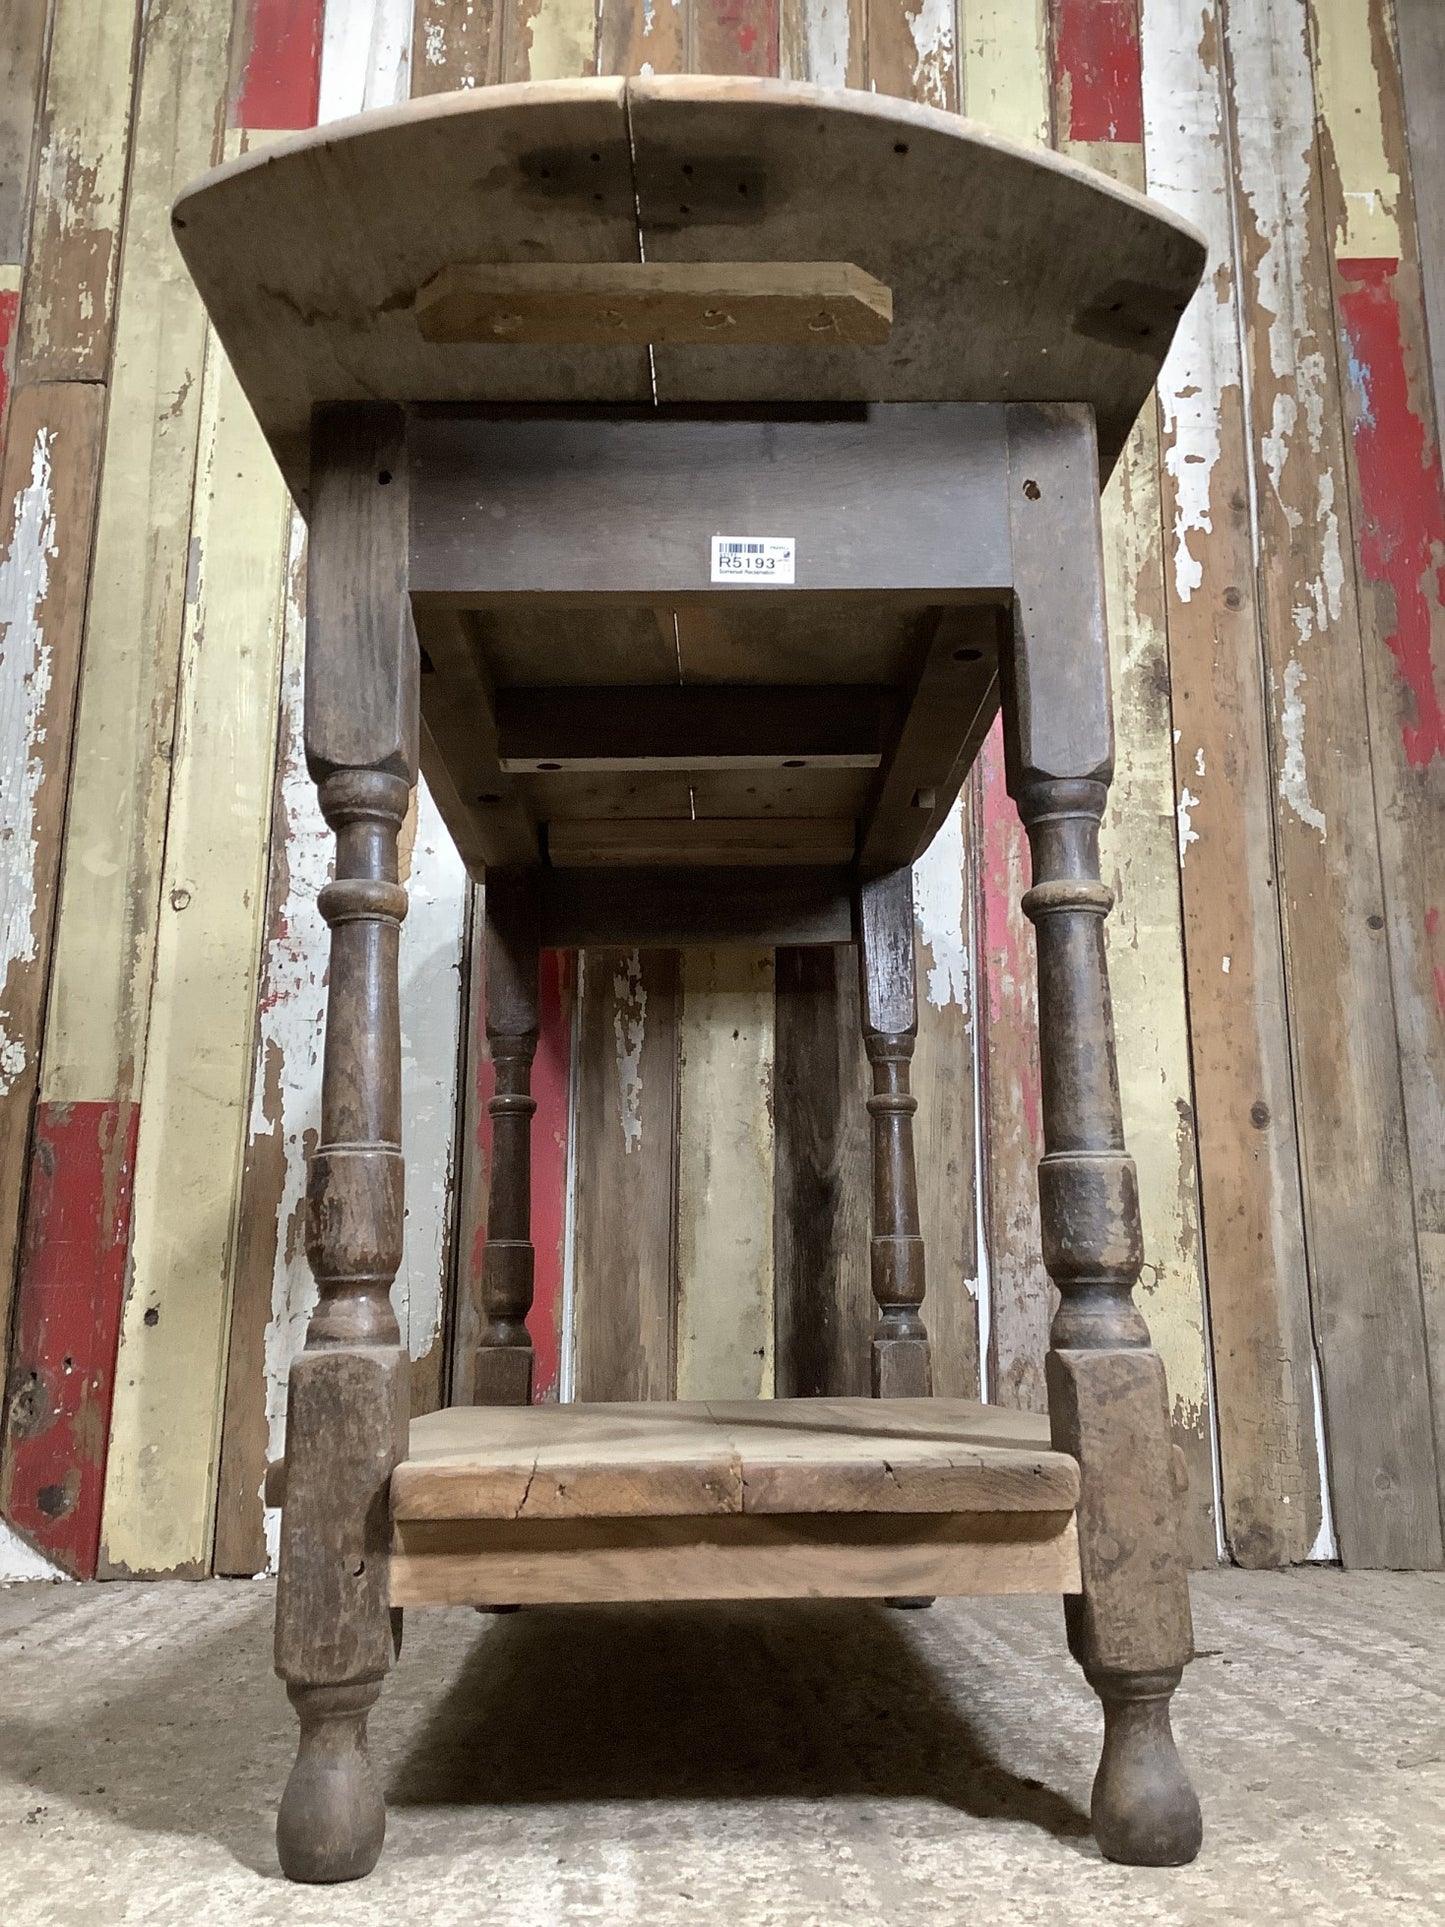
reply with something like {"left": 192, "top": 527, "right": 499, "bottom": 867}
{"left": 0, "top": 1570, "right": 1441, "bottom": 1925}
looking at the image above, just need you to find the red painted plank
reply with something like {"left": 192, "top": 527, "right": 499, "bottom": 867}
{"left": 468, "top": 947, "right": 574, "bottom": 1401}
{"left": 1336, "top": 256, "right": 1445, "bottom": 771}
{"left": 0, "top": 285, "right": 19, "bottom": 443}
{"left": 1050, "top": 0, "right": 1143, "bottom": 144}
{"left": 691, "top": 0, "right": 780, "bottom": 78}
{"left": 234, "top": 0, "right": 324, "bottom": 131}
{"left": 0, "top": 1101, "right": 139, "bottom": 1577}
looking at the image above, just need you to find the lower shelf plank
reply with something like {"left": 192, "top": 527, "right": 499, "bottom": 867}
{"left": 391, "top": 1509, "right": 1081, "bottom": 1605}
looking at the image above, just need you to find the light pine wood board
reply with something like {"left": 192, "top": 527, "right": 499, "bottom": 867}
{"left": 1228, "top": 0, "right": 1439, "bottom": 1567}
{"left": 390, "top": 1509, "right": 1082, "bottom": 1604}
{"left": 1059, "top": 74, "right": 1217, "bottom": 1559}
{"left": 393, "top": 1396, "right": 1079, "bottom": 1517}
{"left": 1309, "top": 0, "right": 1445, "bottom": 1549}
{"left": 99, "top": 305, "right": 291, "bottom": 1577}
{"left": 1141, "top": 0, "right": 1324, "bottom": 1565}
{"left": 676, "top": 948, "right": 776, "bottom": 1401}
{"left": 15, "top": 0, "right": 142, "bottom": 383}
{"left": 0, "top": 383, "right": 105, "bottom": 1447}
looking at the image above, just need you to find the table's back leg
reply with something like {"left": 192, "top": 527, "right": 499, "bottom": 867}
{"left": 274, "top": 405, "right": 416, "bottom": 1883}
{"left": 1003, "top": 403, "right": 1201, "bottom": 1865}
{"left": 856, "top": 868, "right": 932, "bottom": 1399}
{"left": 473, "top": 869, "right": 540, "bottom": 1405}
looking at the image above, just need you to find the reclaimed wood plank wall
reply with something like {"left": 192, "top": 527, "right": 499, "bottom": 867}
{"left": 0, "top": 0, "right": 1441, "bottom": 1576}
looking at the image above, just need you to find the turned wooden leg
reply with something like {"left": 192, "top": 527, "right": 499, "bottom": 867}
{"left": 1003, "top": 401, "right": 1200, "bottom": 1865}
{"left": 473, "top": 871, "right": 540, "bottom": 1405}
{"left": 275, "top": 405, "right": 416, "bottom": 1884}
{"left": 856, "top": 869, "right": 931, "bottom": 1399}
{"left": 1018, "top": 774, "right": 1201, "bottom": 1866}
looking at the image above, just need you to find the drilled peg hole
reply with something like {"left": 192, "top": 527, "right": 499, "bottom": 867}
{"left": 953, "top": 647, "right": 982, "bottom": 662}
{"left": 1022, "top": 478, "right": 1041, "bottom": 501}
{"left": 477, "top": 792, "right": 502, "bottom": 805}
{"left": 352, "top": 1560, "right": 366, "bottom": 1578}
{"left": 682, "top": 163, "right": 694, "bottom": 175}
{"left": 144, "top": 1308, "right": 159, "bottom": 1327}
{"left": 537, "top": 761, "right": 562, "bottom": 772}
{"left": 172, "top": 214, "right": 187, "bottom": 229}
{"left": 377, "top": 469, "right": 393, "bottom": 485}
{"left": 783, "top": 759, "right": 806, "bottom": 769}
{"left": 894, "top": 142, "right": 908, "bottom": 155}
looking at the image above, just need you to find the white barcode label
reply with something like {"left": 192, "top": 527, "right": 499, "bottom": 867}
{"left": 710, "top": 535, "right": 795, "bottom": 584}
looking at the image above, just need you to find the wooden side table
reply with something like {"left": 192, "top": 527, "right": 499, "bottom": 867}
{"left": 175, "top": 75, "right": 1208, "bottom": 1883}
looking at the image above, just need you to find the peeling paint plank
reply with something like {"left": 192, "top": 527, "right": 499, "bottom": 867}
{"left": 1142, "top": 0, "right": 1324, "bottom": 1565}
{"left": 911, "top": 797, "right": 980, "bottom": 1399}
{"left": 1394, "top": 0, "right": 1445, "bottom": 432}
{"left": 0, "top": 0, "right": 49, "bottom": 268}
{"left": 4, "top": 0, "right": 238, "bottom": 1580}
{"left": 412, "top": 0, "right": 500, "bottom": 91}
{"left": 0, "top": 271, "right": 17, "bottom": 448}
{"left": 690, "top": 0, "right": 781, "bottom": 77}
{"left": 0, "top": 1101, "right": 137, "bottom": 1578}
{"left": 1311, "top": 0, "right": 1445, "bottom": 1555}
{"left": 977, "top": 724, "right": 1047, "bottom": 1412}
{"left": 959, "top": 0, "right": 1047, "bottom": 1418}
{"left": 780, "top": 0, "right": 863, "bottom": 87}
{"left": 234, "top": 0, "right": 326, "bottom": 128}
{"left": 1044, "top": 20, "right": 1218, "bottom": 1563}
{"left": 1229, "top": 0, "right": 1439, "bottom": 1567}
{"left": 15, "top": 0, "right": 142, "bottom": 384}
{"left": 0, "top": 386, "right": 106, "bottom": 1576}
{"left": 573, "top": 948, "right": 680, "bottom": 1399}
{"left": 676, "top": 948, "right": 775, "bottom": 1399}
{"left": 99, "top": 312, "right": 290, "bottom": 1579}
{"left": 501, "top": 0, "right": 598, "bottom": 83}
{"left": 868, "top": 0, "right": 956, "bottom": 110}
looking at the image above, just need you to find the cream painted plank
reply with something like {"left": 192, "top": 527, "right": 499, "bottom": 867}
{"left": 16, "top": 0, "right": 142, "bottom": 382}
{"left": 38, "top": 0, "right": 235, "bottom": 1118}
{"left": 959, "top": 0, "right": 1048, "bottom": 143}
{"left": 100, "top": 320, "right": 290, "bottom": 1576}
{"left": 676, "top": 948, "right": 775, "bottom": 1401}
{"left": 1141, "top": 0, "right": 1325, "bottom": 1566}
{"left": 779, "top": 0, "right": 865, "bottom": 87}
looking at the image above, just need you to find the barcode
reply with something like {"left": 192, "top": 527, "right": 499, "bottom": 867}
{"left": 710, "top": 534, "right": 796, "bottom": 584}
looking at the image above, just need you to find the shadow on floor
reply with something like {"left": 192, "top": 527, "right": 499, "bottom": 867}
{"left": 389, "top": 1599, "right": 1091, "bottom": 1842}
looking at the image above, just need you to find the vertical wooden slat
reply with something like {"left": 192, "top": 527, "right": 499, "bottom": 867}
{"left": 4, "top": 0, "right": 235, "bottom": 1578}
{"left": 1225, "top": 0, "right": 1439, "bottom": 1567}
{"left": 1047, "top": 0, "right": 1216, "bottom": 1562}
{"left": 16, "top": 0, "right": 139, "bottom": 386}
{"left": 959, "top": 3, "right": 1050, "bottom": 1416}
{"left": 773, "top": 944, "right": 872, "bottom": 1397}
{"left": 1142, "top": 0, "right": 1324, "bottom": 1564}
{"left": 690, "top": 0, "right": 780, "bottom": 75}
{"left": 1309, "top": 0, "right": 1445, "bottom": 1547}
{"left": 0, "top": 1, "right": 50, "bottom": 271}
{"left": 1393, "top": 0, "right": 1445, "bottom": 426}
{"left": 0, "top": 383, "right": 107, "bottom": 1571}
{"left": 99, "top": 300, "right": 290, "bottom": 1577}
{"left": 0, "top": 0, "right": 141, "bottom": 1409}
{"left": 573, "top": 948, "right": 680, "bottom": 1399}
{"left": 214, "top": 0, "right": 473, "bottom": 1574}
{"left": 676, "top": 948, "right": 775, "bottom": 1400}
{"left": 866, "top": 0, "right": 980, "bottom": 1417}
{"left": 413, "top": 0, "right": 501, "bottom": 90}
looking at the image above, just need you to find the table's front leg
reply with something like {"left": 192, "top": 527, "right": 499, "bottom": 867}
{"left": 1004, "top": 403, "right": 1201, "bottom": 1866}
{"left": 275, "top": 405, "right": 417, "bottom": 1883}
